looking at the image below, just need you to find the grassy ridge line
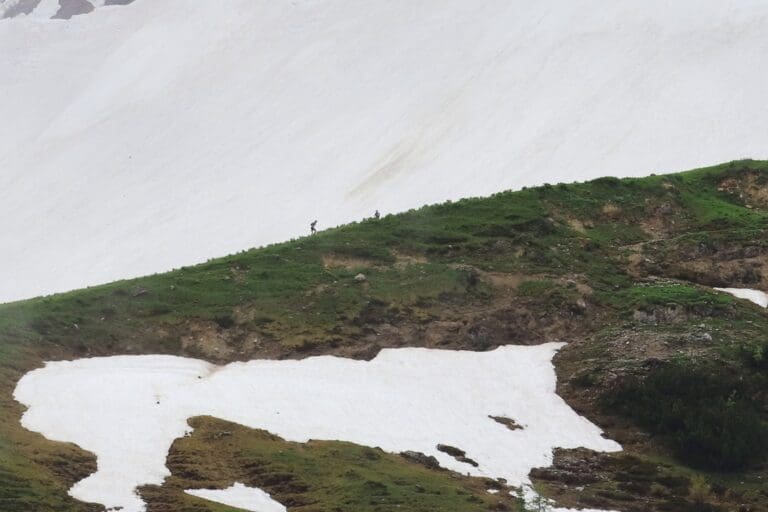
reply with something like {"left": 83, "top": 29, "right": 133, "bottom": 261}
{"left": 0, "top": 160, "right": 767, "bottom": 511}
{"left": 6, "top": 160, "right": 766, "bottom": 350}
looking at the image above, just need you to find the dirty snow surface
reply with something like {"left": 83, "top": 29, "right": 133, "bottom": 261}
{"left": 14, "top": 343, "right": 620, "bottom": 512}
{"left": 715, "top": 287, "right": 768, "bottom": 308}
{"left": 185, "top": 483, "right": 286, "bottom": 512}
{"left": 2, "top": 0, "right": 768, "bottom": 303}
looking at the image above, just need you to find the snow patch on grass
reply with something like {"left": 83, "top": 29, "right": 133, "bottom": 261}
{"left": 14, "top": 343, "right": 620, "bottom": 512}
{"left": 715, "top": 287, "right": 768, "bottom": 308}
{"left": 185, "top": 482, "right": 285, "bottom": 512}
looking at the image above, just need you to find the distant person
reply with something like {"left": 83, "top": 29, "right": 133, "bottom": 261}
{"left": 310, "top": 220, "right": 317, "bottom": 235}
{"left": 374, "top": 210, "right": 380, "bottom": 220}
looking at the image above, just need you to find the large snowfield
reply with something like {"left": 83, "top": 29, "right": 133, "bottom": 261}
{"left": 14, "top": 343, "right": 621, "bottom": 512}
{"left": 1, "top": 0, "right": 768, "bottom": 303}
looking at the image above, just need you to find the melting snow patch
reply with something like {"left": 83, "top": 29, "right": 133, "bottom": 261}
{"left": 519, "top": 486, "right": 619, "bottom": 512}
{"left": 14, "top": 343, "right": 620, "bottom": 512}
{"left": 715, "top": 287, "right": 768, "bottom": 308}
{"left": 185, "top": 483, "right": 285, "bottom": 512}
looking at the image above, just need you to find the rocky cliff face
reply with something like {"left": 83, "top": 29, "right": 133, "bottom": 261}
{"left": 1, "top": 0, "right": 135, "bottom": 20}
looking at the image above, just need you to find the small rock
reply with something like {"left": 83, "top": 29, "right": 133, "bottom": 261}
{"left": 489, "top": 415, "right": 523, "bottom": 431}
{"left": 131, "top": 286, "right": 148, "bottom": 297}
{"left": 437, "top": 444, "right": 466, "bottom": 458}
{"left": 354, "top": 273, "right": 367, "bottom": 283}
{"left": 658, "top": 202, "right": 674, "bottom": 215}
{"left": 401, "top": 451, "right": 442, "bottom": 470}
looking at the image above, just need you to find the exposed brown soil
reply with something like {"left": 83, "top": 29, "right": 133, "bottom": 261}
{"left": 719, "top": 172, "right": 768, "bottom": 209}
{"left": 321, "top": 254, "right": 378, "bottom": 270}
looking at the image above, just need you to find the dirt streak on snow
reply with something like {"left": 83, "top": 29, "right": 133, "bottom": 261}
{"left": 14, "top": 343, "right": 620, "bottom": 512}
{"left": 185, "top": 482, "right": 285, "bottom": 512}
{"left": 1, "top": 0, "right": 768, "bottom": 303}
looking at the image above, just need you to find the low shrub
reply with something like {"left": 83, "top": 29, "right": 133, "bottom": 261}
{"left": 604, "top": 361, "right": 768, "bottom": 471}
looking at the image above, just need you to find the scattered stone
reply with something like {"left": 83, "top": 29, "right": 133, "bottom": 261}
{"left": 483, "top": 478, "right": 504, "bottom": 490}
{"left": 467, "top": 325, "right": 492, "bottom": 350}
{"left": 489, "top": 415, "right": 523, "bottom": 431}
{"left": 131, "top": 286, "right": 148, "bottom": 298}
{"left": 400, "top": 451, "right": 442, "bottom": 470}
{"left": 437, "top": 444, "right": 466, "bottom": 458}
{"left": 632, "top": 307, "right": 685, "bottom": 325}
{"left": 436, "top": 444, "right": 479, "bottom": 467}
{"left": 53, "top": 0, "right": 95, "bottom": 20}
{"left": 354, "top": 273, "right": 367, "bottom": 283}
{"left": 658, "top": 202, "right": 675, "bottom": 216}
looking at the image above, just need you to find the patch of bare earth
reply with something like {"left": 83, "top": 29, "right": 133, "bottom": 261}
{"left": 638, "top": 241, "right": 768, "bottom": 291}
{"left": 718, "top": 172, "right": 768, "bottom": 210}
{"left": 531, "top": 448, "right": 695, "bottom": 512}
{"left": 321, "top": 254, "right": 377, "bottom": 270}
{"left": 638, "top": 200, "right": 684, "bottom": 239}
{"left": 179, "top": 319, "right": 286, "bottom": 363}
{"left": 391, "top": 250, "right": 428, "bottom": 268}
{"left": 601, "top": 203, "right": 622, "bottom": 220}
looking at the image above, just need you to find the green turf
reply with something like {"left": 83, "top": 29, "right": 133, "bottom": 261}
{"left": 1, "top": 160, "right": 767, "bottom": 511}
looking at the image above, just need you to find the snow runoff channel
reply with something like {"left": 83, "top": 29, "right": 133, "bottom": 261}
{"left": 14, "top": 343, "right": 621, "bottom": 512}
{"left": 2, "top": 0, "right": 768, "bottom": 304}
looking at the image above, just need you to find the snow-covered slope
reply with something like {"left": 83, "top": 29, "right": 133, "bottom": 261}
{"left": 1, "top": 0, "right": 767, "bottom": 303}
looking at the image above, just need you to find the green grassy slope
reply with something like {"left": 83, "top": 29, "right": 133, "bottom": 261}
{"left": 140, "top": 417, "right": 521, "bottom": 512}
{"left": 1, "top": 160, "right": 768, "bottom": 511}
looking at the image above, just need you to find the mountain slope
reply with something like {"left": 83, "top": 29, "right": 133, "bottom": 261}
{"left": 2, "top": 0, "right": 768, "bottom": 303}
{"left": 1, "top": 161, "right": 767, "bottom": 511}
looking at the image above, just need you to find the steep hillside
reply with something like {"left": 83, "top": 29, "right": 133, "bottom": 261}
{"left": 1, "top": 161, "right": 767, "bottom": 511}
{"left": 2, "top": 0, "right": 768, "bottom": 303}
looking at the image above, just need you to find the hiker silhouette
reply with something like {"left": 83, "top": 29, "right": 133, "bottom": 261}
{"left": 310, "top": 220, "right": 317, "bottom": 235}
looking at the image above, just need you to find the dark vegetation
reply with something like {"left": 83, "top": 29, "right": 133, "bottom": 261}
{"left": 605, "top": 360, "right": 768, "bottom": 471}
{"left": 1, "top": 160, "right": 768, "bottom": 511}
